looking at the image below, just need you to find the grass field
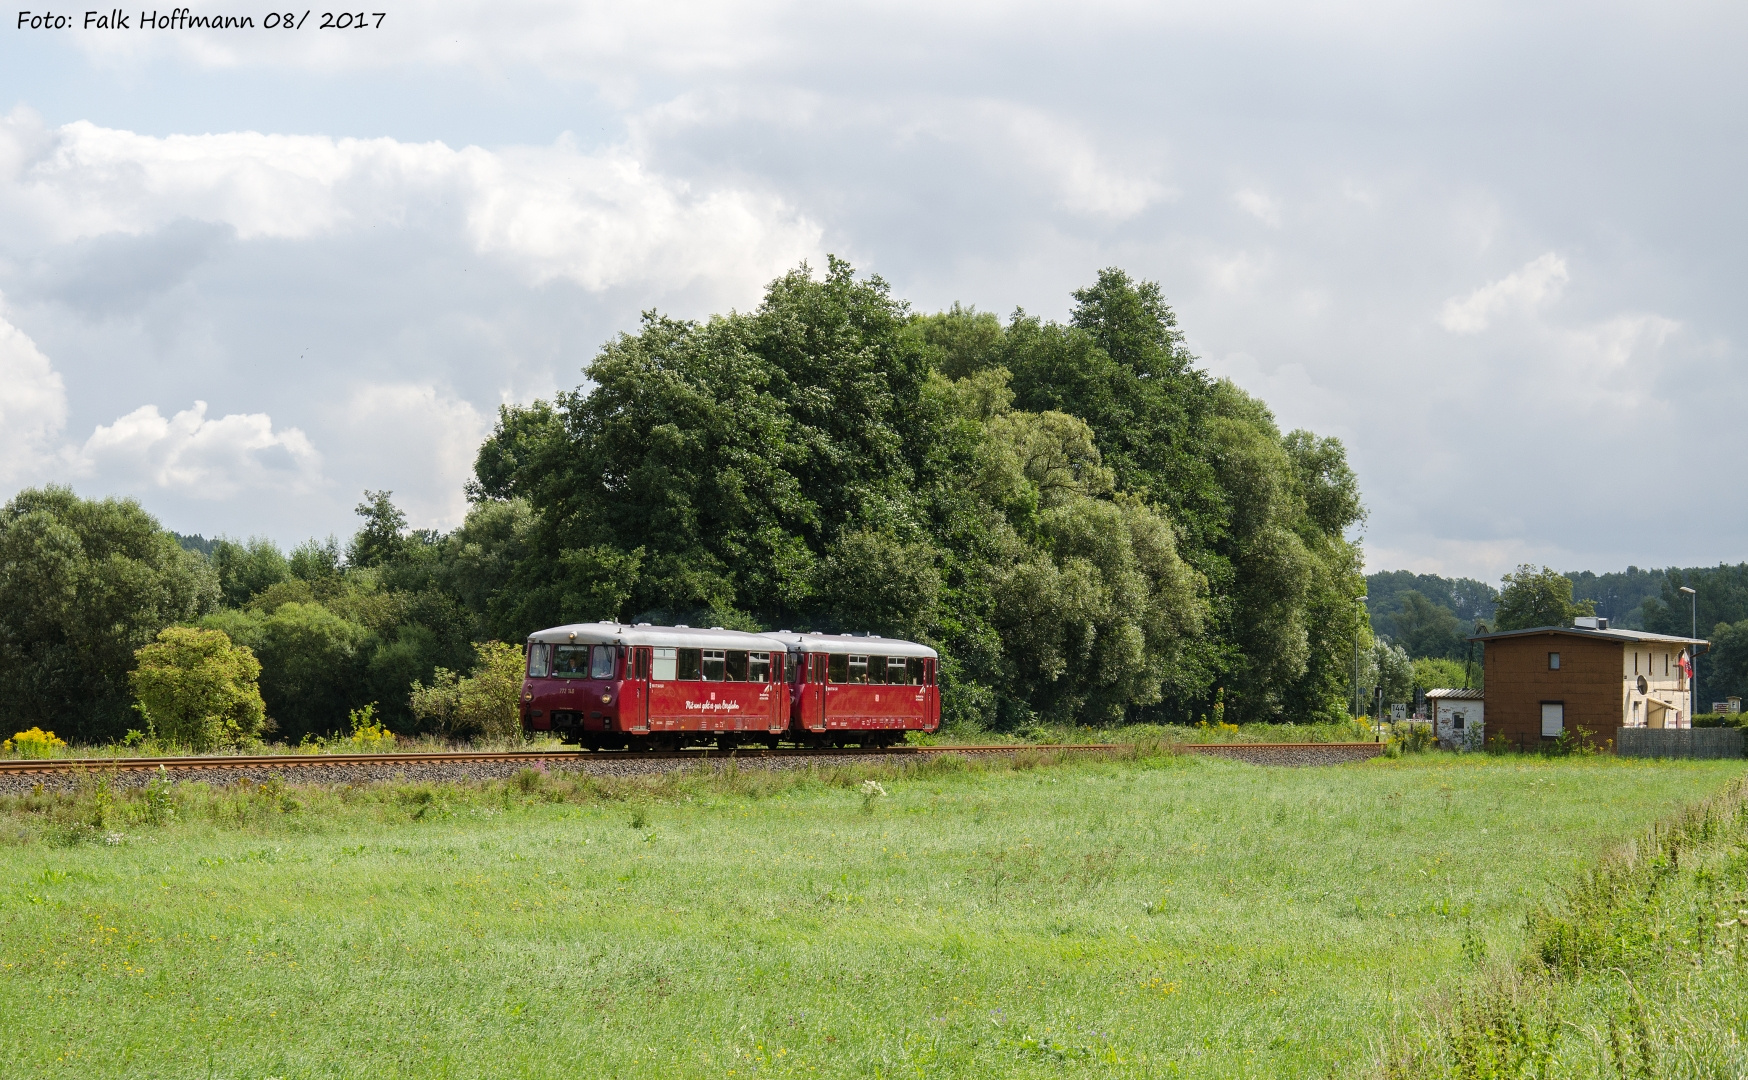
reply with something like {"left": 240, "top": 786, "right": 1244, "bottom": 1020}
{"left": 0, "top": 752, "right": 1739, "bottom": 1078}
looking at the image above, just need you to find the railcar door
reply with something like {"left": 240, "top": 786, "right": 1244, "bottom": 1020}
{"left": 798, "top": 652, "right": 827, "bottom": 732}
{"left": 624, "top": 647, "right": 651, "bottom": 732}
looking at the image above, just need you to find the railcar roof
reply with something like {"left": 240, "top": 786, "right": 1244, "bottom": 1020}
{"left": 526, "top": 623, "right": 786, "bottom": 649}
{"left": 767, "top": 631, "right": 938, "bottom": 659}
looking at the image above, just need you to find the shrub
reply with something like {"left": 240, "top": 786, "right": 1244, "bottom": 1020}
{"left": 3, "top": 727, "right": 67, "bottom": 758}
{"left": 408, "top": 668, "right": 463, "bottom": 735}
{"left": 409, "top": 641, "right": 523, "bottom": 741}
{"left": 129, "top": 627, "right": 267, "bottom": 751}
{"left": 458, "top": 642, "right": 523, "bottom": 740}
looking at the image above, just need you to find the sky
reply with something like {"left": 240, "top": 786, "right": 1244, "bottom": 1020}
{"left": 1, "top": 1, "right": 1743, "bottom": 582}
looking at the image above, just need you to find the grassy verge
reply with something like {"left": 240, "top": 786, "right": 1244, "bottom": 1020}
{"left": 0, "top": 752, "right": 1737, "bottom": 1078}
{"left": 1382, "top": 770, "right": 1748, "bottom": 1078}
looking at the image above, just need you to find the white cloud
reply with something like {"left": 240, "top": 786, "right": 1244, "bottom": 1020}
{"left": 0, "top": 109, "right": 822, "bottom": 297}
{"left": 1233, "top": 187, "right": 1281, "bottom": 226}
{"left": 332, "top": 383, "right": 491, "bottom": 531}
{"left": 1438, "top": 252, "right": 1569, "bottom": 334}
{"left": 0, "top": 311, "right": 68, "bottom": 486}
{"left": 77, "top": 401, "right": 322, "bottom": 499}
{"left": 894, "top": 101, "right": 1168, "bottom": 220}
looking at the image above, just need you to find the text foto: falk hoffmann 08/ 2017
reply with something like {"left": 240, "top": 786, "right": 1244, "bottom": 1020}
{"left": 17, "top": 9, "right": 386, "bottom": 30}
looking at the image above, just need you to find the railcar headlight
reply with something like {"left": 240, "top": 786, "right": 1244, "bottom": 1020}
{"left": 601, "top": 694, "right": 613, "bottom": 704}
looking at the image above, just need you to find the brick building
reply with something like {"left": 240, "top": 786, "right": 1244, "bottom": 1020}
{"left": 1471, "top": 619, "right": 1708, "bottom": 751}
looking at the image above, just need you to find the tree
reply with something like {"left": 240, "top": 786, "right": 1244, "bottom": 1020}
{"left": 348, "top": 490, "right": 408, "bottom": 569}
{"left": 204, "top": 602, "right": 371, "bottom": 740}
{"left": 1494, "top": 565, "right": 1595, "bottom": 631}
{"left": 467, "top": 261, "right": 1362, "bottom": 728}
{"left": 1389, "top": 590, "right": 1467, "bottom": 659}
{"left": 129, "top": 627, "right": 266, "bottom": 750}
{"left": 209, "top": 537, "right": 290, "bottom": 607}
{"left": 1372, "top": 639, "right": 1414, "bottom": 706}
{"left": 0, "top": 487, "right": 218, "bottom": 741}
{"left": 1412, "top": 656, "right": 1480, "bottom": 691}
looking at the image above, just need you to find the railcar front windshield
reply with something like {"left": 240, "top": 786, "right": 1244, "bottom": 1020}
{"left": 553, "top": 644, "right": 589, "bottom": 677}
{"left": 526, "top": 643, "right": 550, "bottom": 677}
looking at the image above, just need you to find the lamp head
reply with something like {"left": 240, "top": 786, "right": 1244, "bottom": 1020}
{"left": 1680, "top": 586, "right": 1696, "bottom": 595}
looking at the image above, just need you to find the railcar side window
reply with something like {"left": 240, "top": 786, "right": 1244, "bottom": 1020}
{"left": 590, "top": 645, "right": 617, "bottom": 680}
{"left": 553, "top": 645, "right": 589, "bottom": 677}
{"left": 828, "top": 654, "right": 848, "bottom": 682}
{"left": 725, "top": 650, "right": 749, "bottom": 681}
{"left": 747, "top": 651, "right": 771, "bottom": 683}
{"left": 848, "top": 655, "right": 871, "bottom": 684}
{"left": 906, "top": 657, "right": 925, "bottom": 685}
{"left": 925, "top": 659, "right": 935, "bottom": 685}
{"left": 678, "top": 648, "right": 703, "bottom": 681}
{"left": 527, "top": 643, "right": 550, "bottom": 678}
{"left": 811, "top": 654, "right": 828, "bottom": 682}
{"left": 634, "top": 648, "right": 651, "bottom": 680}
{"left": 652, "top": 647, "right": 677, "bottom": 681}
{"left": 888, "top": 657, "right": 910, "bottom": 684}
{"left": 701, "top": 649, "right": 727, "bottom": 681}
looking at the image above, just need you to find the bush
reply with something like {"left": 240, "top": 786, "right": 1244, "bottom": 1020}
{"left": 409, "top": 641, "right": 524, "bottom": 741}
{"left": 129, "top": 627, "right": 267, "bottom": 751}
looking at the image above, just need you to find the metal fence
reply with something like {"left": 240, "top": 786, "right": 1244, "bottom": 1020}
{"left": 1615, "top": 727, "right": 1745, "bottom": 760}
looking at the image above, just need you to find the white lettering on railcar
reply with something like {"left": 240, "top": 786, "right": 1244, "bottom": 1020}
{"left": 683, "top": 700, "right": 743, "bottom": 712}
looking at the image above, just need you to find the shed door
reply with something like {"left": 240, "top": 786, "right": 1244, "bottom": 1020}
{"left": 1540, "top": 702, "right": 1564, "bottom": 738}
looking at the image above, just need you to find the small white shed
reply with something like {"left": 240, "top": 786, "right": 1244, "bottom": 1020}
{"left": 1428, "top": 688, "right": 1485, "bottom": 750}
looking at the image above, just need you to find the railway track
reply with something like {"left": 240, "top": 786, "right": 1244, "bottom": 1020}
{"left": 0, "top": 741, "right": 1383, "bottom": 776}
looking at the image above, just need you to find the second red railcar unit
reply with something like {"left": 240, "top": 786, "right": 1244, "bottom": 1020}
{"left": 773, "top": 631, "right": 940, "bottom": 747}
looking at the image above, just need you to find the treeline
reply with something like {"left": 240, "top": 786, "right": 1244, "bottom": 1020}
{"left": 0, "top": 263, "right": 1370, "bottom": 742}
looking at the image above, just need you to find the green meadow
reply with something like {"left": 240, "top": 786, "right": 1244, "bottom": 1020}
{"left": 0, "top": 753, "right": 1739, "bottom": 1078}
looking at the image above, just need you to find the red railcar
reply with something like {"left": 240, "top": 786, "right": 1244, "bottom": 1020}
{"left": 772, "top": 632, "right": 940, "bottom": 747}
{"left": 520, "top": 623, "right": 940, "bottom": 749}
{"left": 521, "top": 623, "right": 788, "bottom": 749}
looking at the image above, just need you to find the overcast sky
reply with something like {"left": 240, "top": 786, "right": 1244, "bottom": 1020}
{"left": 1, "top": 1, "right": 1743, "bottom": 581}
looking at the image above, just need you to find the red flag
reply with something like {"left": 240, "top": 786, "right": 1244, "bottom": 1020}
{"left": 1678, "top": 650, "right": 1692, "bottom": 679}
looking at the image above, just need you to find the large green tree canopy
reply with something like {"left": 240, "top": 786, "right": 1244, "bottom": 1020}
{"left": 0, "top": 487, "right": 218, "bottom": 740}
{"left": 473, "top": 261, "right": 1368, "bottom": 725}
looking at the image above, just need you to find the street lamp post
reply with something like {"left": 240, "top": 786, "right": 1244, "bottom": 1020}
{"left": 1354, "top": 595, "right": 1368, "bottom": 721}
{"left": 1680, "top": 585, "right": 1697, "bottom": 723}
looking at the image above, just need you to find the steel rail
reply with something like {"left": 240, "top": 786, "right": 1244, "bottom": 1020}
{"left": 0, "top": 741, "right": 1382, "bottom": 775}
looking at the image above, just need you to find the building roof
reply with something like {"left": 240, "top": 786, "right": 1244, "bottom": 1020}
{"left": 1467, "top": 625, "right": 1707, "bottom": 647}
{"left": 1425, "top": 687, "right": 1484, "bottom": 700}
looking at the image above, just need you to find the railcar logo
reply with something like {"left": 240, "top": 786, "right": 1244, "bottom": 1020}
{"left": 684, "top": 700, "right": 742, "bottom": 712}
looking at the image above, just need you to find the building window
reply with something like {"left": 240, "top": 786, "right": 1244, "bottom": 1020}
{"left": 1541, "top": 701, "right": 1565, "bottom": 738}
{"left": 1549, "top": 652, "right": 1561, "bottom": 671}
{"left": 1452, "top": 712, "right": 1465, "bottom": 730}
